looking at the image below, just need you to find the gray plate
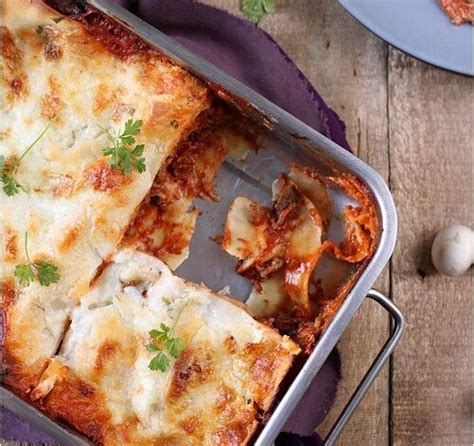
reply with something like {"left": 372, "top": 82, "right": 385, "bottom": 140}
{"left": 339, "top": 0, "right": 473, "bottom": 76}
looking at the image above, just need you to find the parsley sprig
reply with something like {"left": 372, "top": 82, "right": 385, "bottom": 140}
{"left": 241, "top": 0, "right": 276, "bottom": 24}
{"left": 1, "top": 122, "right": 53, "bottom": 196}
{"left": 100, "top": 119, "right": 146, "bottom": 175}
{"left": 14, "top": 233, "right": 60, "bottom": 287}
{"left": 147, "top": 300, "right": 188, "bottom": 373}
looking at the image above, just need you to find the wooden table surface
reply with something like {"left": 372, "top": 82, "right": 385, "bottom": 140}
{"left": 4, "top": 1, "right": 472, "bottom": 445}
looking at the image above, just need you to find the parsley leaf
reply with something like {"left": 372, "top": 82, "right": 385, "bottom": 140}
{"left": 1, "top": 169, "right": 27, "bottom": 196}
{"left": 14, "top": 233, "right": 60, "bottom": 287}
{"left": 147, "top": 322, "right": 186, "bottom": 373}
{"left": 147, "top": 343, "right": 160, "bottom": 352}
{"left": 242, "top": 0, "right": 276, "bottom": 24}
{"left": 51, "top": 17, "right": 64, "bottom": 24}
{"left": 166, "top": 337, "right": 185, "bottom": 359}
{"left": 35, "top": 260, "right": 61, "bottom": 286}
{"left": 149, "top": 351, "right": 171, "bottom": 372}
{"left": 100, "top": 119, "right": 146, "bottom": 175}
{"left": 1, "top": 122, "right": 53, "bottom": 196}
{"left": 14, "top": 263, "right": 35, "bottom": 287}
{"left": 263, "top": 0, "right": 276, "bottom": 13}
{"left": 149, "top": 323, "right": 172, "bottom": 342}
{"left": 158, "top": 323, "right": 172, "bottom": 340}
{"left": 122, "top": 119, "right": 142, "bottom": 141}
{"left": 149, "top": 329, "right": 161, "bottom": 339}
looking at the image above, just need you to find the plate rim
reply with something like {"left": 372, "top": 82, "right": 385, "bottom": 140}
{"left": 338, "top": 0, "right": 473, "bottom": 77}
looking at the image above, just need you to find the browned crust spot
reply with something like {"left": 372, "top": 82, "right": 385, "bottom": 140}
{"left": 38, "top": 374, "right": 111, "bottom": 445}
{"left": 168, "top": 350, "right": 213, "bottom": 400}
{"left": 4, "top": 226, "right": 18, "bottom": 261}
{"left": 179, "top": 415, "right": 201, "bottom": 434}
{"left": 50, "top": 173, "right": 75, "bottom": 197}
{"left": 44, "top": 40, "right": 63, "bottom": 60}
{"left": 40, "top": 75, "right": 63, "bottom": 120}
{"left": 1, "top": 27, "right": 29, "bottom": 103}
{"left": 93, "top": 84, "right": 123, "bottom": 117}
{"left": 210, "top": 410, "right": 257, "bottom": 446}
{"left": 83, "top": 160, "right": 129, "bottom": 192}
{"left": 1, "top": 280, "right": 39, "bottom": 398}
{"left": 224, "top": 336, "right": 237, "bottom": 354}
{"left": 240, "top": 343, "right": 292, "bottom": 411}
{"left": 56, "top": 224, "right": 81, "bottom": 253}
{"left": 94, "top": 341, "right": 119, "bottom": 376}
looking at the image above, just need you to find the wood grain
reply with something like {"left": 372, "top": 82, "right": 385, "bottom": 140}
{"left": 388, "top": 47, "right": 473, "bottom": 446}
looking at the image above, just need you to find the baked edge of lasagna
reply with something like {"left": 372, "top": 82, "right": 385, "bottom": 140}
{"left": 1, "top": 0, "right": 210, "bottom": 397}
{"left": 30, "top": 249, "right": 300, "bottom": 446}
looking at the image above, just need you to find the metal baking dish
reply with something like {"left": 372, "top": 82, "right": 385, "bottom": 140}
{"left": 1, "top": 1, "right": 405, "bottom": 444}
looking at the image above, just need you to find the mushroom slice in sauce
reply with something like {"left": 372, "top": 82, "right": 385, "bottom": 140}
{"left": 223, "top": 175, "right": 324, "bottom": 315}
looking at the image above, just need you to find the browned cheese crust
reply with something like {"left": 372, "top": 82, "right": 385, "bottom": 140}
{"left": 1, "top": 0, "right": 210, "bottom": 397}
{"left": 31, "top": 250, "right": 299, "bottom": 446}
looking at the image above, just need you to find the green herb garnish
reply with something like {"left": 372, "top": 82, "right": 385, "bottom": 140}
{"left": 1, "top": 122, "right": 53, "bottom": 196}
{"left": 241, "top": 0, "right": 276, "bottom": 24}
{"left": 51, "top": 17, "right": 64, "bottom": 24}
{"left": 161, "top": 296, "right": 172, "bottom": 305}
{"left": 147, "top": 322, "right": 186, "bottom": 373}
{"left": 14, "top": 233, "right": 60, "bottom": 287}
{"left": 100, "top": 119, "right": 146, "bottom": 175}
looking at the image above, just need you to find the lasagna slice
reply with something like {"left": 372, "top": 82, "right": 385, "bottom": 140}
{"left": 1, "top": 0, "right": 210, "bottom": 396}
{"left": 32, "top": 249, "right": 300, "bottom": 446}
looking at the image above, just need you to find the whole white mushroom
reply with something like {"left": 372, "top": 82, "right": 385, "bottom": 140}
{"left": 431, "top": 225, "right": 474, "bottom": 276}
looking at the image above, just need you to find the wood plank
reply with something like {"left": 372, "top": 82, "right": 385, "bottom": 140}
{"left": 388, "top": 47, "right": 473, "bottom": 445}
{"left": 205, "top": 2, "right": 391, "bottom": 445}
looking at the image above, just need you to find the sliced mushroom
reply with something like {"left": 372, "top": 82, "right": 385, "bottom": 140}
{"left": 222, "top": 196, "right": 272, "bottom": 270}
{"left": 272, "top": 176, "right": 324, "bottom": 314}
{"left": 246, "top": 273, "right": 286, "bottom": 317}
{"left": 288, "top": 165, "right": 333, "bottom": 227}
{"left": 222, "top": 176, "right": 324, "bottom": 315}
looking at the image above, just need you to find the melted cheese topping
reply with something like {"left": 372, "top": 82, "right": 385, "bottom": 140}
{"left": 1, "top": 0, "right": 210, "bottom": 395}
{"left": 33, "top": 250, "right": 299, "bottom": 445}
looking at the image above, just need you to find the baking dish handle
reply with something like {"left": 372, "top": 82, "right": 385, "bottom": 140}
{"left": 323, "top": 289, "right": 405, "bottom": 445}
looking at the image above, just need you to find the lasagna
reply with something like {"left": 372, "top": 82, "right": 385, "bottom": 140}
{"left": 1, "top": 1, "right": 379, "bottom": 444}
{"left": 1, "top": 0, "right": 210, "bottom": 397}
{"left": 31, "top": 249, "right": 299, "bottom": 445}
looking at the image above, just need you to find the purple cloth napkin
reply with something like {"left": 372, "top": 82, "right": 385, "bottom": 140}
{"left": 122, "top": 0, "right": 350, "bottom": 151}
{"left": 2, "top": 1, "right": 350, "bottom": 444}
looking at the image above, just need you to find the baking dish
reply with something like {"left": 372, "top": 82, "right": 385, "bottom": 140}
{"left": 0, "top": 1, "right": 405, "bottom": 444}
